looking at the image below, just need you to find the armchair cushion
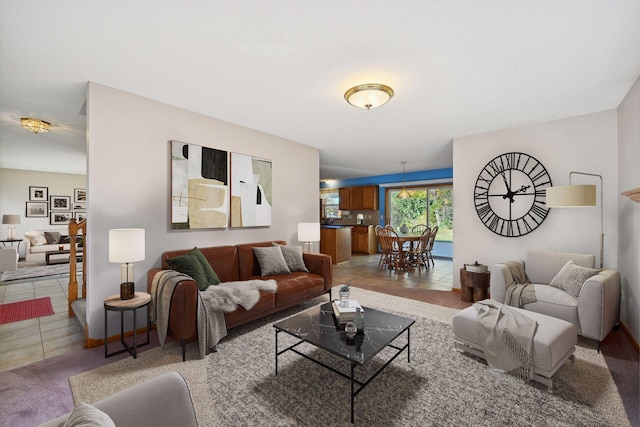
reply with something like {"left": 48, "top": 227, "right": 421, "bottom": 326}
{"left": 549, "top": 260, "right": 600, "bottom": 298}
{"left": 525, "top": 250, "right": 594, "bottom": 284}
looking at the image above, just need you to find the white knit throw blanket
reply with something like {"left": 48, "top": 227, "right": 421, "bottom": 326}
{"left": 151, "top": 270, "right": 277, "bottom": 359}
{"left": 474, "top": 300, "right": 538, "bottom": 382}
{"left": 503, "top": 260, "right": 537, "bottom": 308}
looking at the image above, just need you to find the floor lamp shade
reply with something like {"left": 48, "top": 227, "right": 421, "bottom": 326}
{"left": 545, "top": 185, "right": 596, "bottom": 207}
{"left": 298, "top": 222, "right": 320, "bottom": 253}
{"left": 109, "top": 229, "right": 145, "bottom": 299}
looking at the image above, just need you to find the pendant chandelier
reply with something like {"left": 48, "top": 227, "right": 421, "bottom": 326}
{"left": 397, "top": 161, "right": 411, "bottom": 199}
{"left": 21, "top": 118, "right": 50, "bottom": 134}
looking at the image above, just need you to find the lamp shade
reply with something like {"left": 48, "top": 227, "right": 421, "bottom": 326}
{"left": 298, "top": 222, "right": 320, "bottom": 242}
{"left": 2, "top": 214, "right": 20, "bottom": 225}
{"left": 109, "top": 229, "right": 145, "bottom": 263}
{"left": 545, "top": 185, "right": 596, "bottom": 208}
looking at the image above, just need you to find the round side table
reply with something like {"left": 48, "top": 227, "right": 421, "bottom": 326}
{"left": 104, "top": 291, "right": 151, "bottom": 359}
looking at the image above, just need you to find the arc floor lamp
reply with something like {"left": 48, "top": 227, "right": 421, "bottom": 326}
{"left": 546, "top": 171, "right": 603, "bottom": 268}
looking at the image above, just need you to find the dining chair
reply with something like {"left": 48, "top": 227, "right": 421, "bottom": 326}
{"left": 411, "top": 227, "right": 431, "bottom": 271}
{"left": 425, "top": 226, "right": 439, "bottom": 267}
{"left": 411, "top": 224, "right": 428, "bottom": 234}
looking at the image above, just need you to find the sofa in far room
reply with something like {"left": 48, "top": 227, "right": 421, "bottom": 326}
{"left": 22, "top": 229, "right": 82, "bottom": 263}
{"left": 147, "top": 240, "right": 332, "bottom": 360}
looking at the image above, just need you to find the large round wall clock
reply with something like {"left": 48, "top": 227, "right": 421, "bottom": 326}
{"left": 474, "top": 152, "right": 552, "bottom": 237}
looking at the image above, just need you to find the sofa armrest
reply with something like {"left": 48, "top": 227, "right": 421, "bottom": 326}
{"left": 303, "top": 252, "right": 332, "bottom": 292}
{"left": 147, "top": 269, "right": 199, "bottom": 342}
{"left": 22, "top": 237, "right": 31, "bottom": 255}
{"left": 577, "top": 269, "right": 620, "bottom": 341}
{"left": 489, "top": 261, "right": 522, "bottom": 303}
{"left": 38, "top": 371, "right": 198, "bottom": 427}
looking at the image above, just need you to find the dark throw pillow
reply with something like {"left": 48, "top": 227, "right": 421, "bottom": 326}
{"left": 44, "top": 231, "right": 62, "bottom": 244}
{"left": 253, "top": 246, "right": 291, "bottom": 277}
{"left": 166, "top": 247, "right": 220, "bottom": 291}
{"left": 272, "top": 242, "right": 309, "bottom": 272}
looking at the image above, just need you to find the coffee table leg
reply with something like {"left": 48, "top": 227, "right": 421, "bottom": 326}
{"left": 407, "top": 327, "right": 411, "bottom": 363}
{"left": 274, "top": 329, "right": 279, "bottom": 375}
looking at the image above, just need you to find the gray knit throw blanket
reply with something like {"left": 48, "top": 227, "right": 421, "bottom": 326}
{"left": 151, "top": 270, "right": 277, "bottom": 359}
{"left": 503, "top": 260, "right": 536, "bottom": 308}
{"left": 474, "top": 300, "right": 538, "bottom": 382}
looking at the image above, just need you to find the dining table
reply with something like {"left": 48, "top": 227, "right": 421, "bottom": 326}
{"left": 394, "top": 231, "right": 423, "bottom": 270}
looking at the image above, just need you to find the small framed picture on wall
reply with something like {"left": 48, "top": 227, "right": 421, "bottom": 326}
{"left": 73, "top": 203, "right": 86, "bottom": 211}
{"left": 26, "top": 202, "right": 48, "bottom": 218}
{"left": 73, "top": 212, "right": 87, "bottom": 222}
{"left": 50, "top": 195, "right": 71, "bottom": 211}
{"left": 74, "top": 188, "right": 87, "bottom": 203}
{"left": 50, "top": 212, "right": 72, "bottom": 225}
{"left": 29, "top": 186, "right": 48, "bottom": 201}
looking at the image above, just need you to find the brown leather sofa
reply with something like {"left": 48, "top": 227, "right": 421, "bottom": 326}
{"left": 147, "top": 240, "right": 332, "bottom": 360}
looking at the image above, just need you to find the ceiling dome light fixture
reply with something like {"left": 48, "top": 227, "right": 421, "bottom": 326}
{"left": 21, "top": 117, "right": 50, "bottom": 134}
{"left": 397, "top": 161, "right": 411, "bottom": 199}
{"left": 344, "top": 83, "right": 394, "bottom": 110}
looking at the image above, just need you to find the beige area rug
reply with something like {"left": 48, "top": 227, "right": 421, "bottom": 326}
{"left": 69, "top": 287, "right": 630, "bottom": 426}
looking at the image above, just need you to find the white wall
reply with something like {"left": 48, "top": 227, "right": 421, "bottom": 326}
{"left": 453, "top": 110, "right": 618, "bottom": 284}
{"left": 0, "top": 168, "right": 86, "bottom": 257}
{"left": 86, "top": 82, "right": 320, "bottom": 339}
{"left": 617, "top": 76, "right": 640, "bottom": 345}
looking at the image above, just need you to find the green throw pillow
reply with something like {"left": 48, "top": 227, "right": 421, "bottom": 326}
{"left": 166, "top": 247, "right": 220, "bottom": 291}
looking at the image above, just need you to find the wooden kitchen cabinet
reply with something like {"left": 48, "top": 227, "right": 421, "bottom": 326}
{"left": 338, "top": 185, "right": 378, "bottom": 210}
{"left": 351, "top": 225, "right": 378, "bottom": 255}
{"left": 320, "top": 226, "right": 352, "bottom": 264}
{"left": 339, "top": 187, "right": 350, "bottom": 210}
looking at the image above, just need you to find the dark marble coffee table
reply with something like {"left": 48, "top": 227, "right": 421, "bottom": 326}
{"left": 273, "top": 302, "right": 415, "bottom": 424}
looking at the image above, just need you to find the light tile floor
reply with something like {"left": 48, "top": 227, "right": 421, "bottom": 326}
{"left": 0, "top": 276, "right": 84, "bottom": 372}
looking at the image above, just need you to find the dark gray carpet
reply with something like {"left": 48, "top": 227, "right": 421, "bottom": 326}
{"left": 69, "top": 289, "right": 629, "bottom": 426}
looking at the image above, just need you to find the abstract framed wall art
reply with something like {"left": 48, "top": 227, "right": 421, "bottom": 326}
{"left": 171, "top": 140, "right": 228, "bottom": 229}
{"left": 230, "top": 152, "right": 272, "bottom": 227}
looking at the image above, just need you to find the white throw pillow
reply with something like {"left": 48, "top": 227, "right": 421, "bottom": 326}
{"left": 549, "top": 260, "right": 600, "bottom": 298}
{"left": 24, "top": 231, "right": 47, "bottom": 246}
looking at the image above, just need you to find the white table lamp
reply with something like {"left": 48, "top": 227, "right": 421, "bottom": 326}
{"left": 2, "top": 214, "right": 20, "bottom": 240}
{"left": 298, "top": 222, "right": 320, "bottom": 253}
{"left": 109, "top": 228, "right": 145, "bottom": 299}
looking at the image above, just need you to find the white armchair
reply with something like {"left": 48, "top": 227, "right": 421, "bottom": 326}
{"left": 490, "top": 250, "right": 620, "bottom": 348}
{"left": 0, "top": 247, "right": 19, "bottom": 272}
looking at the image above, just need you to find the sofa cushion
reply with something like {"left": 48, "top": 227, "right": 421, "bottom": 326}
{"left": 273, "top": 272, "right": 325, "bottom": 307}
{"left": 236, "top": 241, "right": 287, "bottom": 280}
{"left": 62, "top": 402, "right": 115, "bottom": 427}
{"left": 272, "top": 243, "right": 308, "bottom": 273}
{"left": 253, "top": 246, "right": 291, "bottom": 277}
{"left": 522, "top": 284, "right": 580, "bottom": 332}
{"left": 526, "top": 250, "right": 595, "bottom": 285}
{"left": 549, "top": 260, "right": 600, "bottom": 298}
{"left": 166, "top": 247, "right": 220, "bottom": 291}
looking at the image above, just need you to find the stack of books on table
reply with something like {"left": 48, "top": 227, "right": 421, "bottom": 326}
{"left": 331, "top": 300, "right": 363, "bottom": 324}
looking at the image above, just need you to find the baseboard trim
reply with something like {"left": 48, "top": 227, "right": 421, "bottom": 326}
{"left": 620, "top": 321, "right": 639, "bottom": 354}
{"left": 85, "top": 325, "right": 153, "bottom": 349}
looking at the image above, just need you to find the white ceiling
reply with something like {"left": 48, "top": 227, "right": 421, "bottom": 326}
{"left": 1, "top": 1, "right": 639, "bottom": 180}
